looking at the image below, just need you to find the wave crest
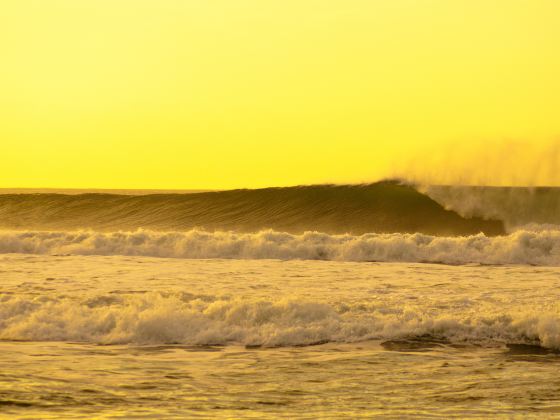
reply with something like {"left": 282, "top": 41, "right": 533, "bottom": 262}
{"left": 0, "top": 182, "right": 504, "bottom": 236}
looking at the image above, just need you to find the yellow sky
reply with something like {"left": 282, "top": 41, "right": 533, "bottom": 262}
{"left": 2, "top": 0, "right": 560, "bottom": 188}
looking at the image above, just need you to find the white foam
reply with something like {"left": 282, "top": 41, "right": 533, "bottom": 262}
{"left": 1, "top": 293, "right": 559, "bottom": 348}
{"left": 1, "top": 228, "right": 560, "bottom": 265}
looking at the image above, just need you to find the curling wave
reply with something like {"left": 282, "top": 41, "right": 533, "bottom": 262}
{"left": 1, "top": 228, "right": 560, "bottom": 265}
{"left": 0, "top": 182, "right": 503, "bottom": 236}
{"left": 424, "top": 185, "right": 560, "bottom": 230}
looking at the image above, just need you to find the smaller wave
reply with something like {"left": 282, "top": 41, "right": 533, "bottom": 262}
{"left": 1, "top": 293, "right": 559, "bottom": 349}
{"left": 1, "top": 228, "right": 560, "bottom": 265}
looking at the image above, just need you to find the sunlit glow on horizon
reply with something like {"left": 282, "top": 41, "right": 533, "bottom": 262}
{"left": 2, "top": 0, "right": 560, "bottom": 189}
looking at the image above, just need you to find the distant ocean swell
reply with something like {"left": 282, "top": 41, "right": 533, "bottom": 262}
{"left": 6, "top": 182, "right": 560, "bottom": 236}
{"left": 2, "top": 229, "right": 560, "bottom": 265}
{"left": 1, "top": 293, "right": 559, "bottom": 349}
{"left": 0, "top": 182, "right": 504, "bottom": 236}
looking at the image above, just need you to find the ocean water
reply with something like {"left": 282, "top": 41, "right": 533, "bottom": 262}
{"left": 2, "top": 183, "right": 560, "bottom": 418}
{"left": 2, "top": 254, "right": 560, "bottom": 418}
{"left": 0, "top": 183, "right": 504, "bottom": 236}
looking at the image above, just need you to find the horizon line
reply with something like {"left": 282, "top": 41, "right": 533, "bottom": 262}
{"left": 2, "top": 181, "right": 560, "bottom": 195}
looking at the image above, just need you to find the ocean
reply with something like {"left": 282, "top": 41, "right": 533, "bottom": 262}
{"left": 1, "top": 182, "right": 560, "bottom": 418}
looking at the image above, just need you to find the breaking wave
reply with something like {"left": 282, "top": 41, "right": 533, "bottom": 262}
{"left": 424, "top": 185, "right": 560, "bottom": 230}
{"left": 1, "top": 293, "right": 559, "bottom": 349}
{"left": 0, "top": 182, "right": 503, "bottom": 236}
{"left": 2, "top": 228, "right": 560, "bottom": 265}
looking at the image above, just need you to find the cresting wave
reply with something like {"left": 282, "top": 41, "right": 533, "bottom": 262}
{"left": 424, "top": 185, "right": 560, "bottom": 230}
{"left": 1, "top": 293, "right": 559, "bottom": 349}
{"left": 2, "top": 228, "right": 560, "bottom": 265}
{"left": 0, "top": 182, "right": 504, "bottom": 236}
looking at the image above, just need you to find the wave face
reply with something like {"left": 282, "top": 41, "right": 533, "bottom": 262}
{"left": 2, "top": 229, "right": 560, "bottom": 265}
{"left": 0, "top": 182, "right": 504, "bottom": 236}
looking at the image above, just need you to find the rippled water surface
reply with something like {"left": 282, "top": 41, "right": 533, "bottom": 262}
{"left": 1, "top": 255, "right": 560, "bottom": 418}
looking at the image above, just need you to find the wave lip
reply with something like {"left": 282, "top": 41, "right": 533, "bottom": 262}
{"left": 1, "top": 228, "right": 560, "bottom": 265}
{"left": 0, "top": 182, "right": 504, "bottom": 236}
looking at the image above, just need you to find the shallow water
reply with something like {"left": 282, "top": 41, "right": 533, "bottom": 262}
{"left": 3, "top": 341, "right": 560, "bottom": 418}
{"left": 1, "top": 255, "right": 560, "bottom": 418}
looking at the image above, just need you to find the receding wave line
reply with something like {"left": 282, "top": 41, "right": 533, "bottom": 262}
{"left": 1, "top": 229, "right": 560, "bottom": 265}
{"left": 0, "top": 182, "right": 504, "bottom": 236}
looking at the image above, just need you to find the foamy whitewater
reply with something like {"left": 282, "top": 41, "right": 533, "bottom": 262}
{"left": 2, "top": 184, "right": 560, "bottom": 418}
{"left": 2, "top": 255, "right": 560, "bottom": 349}
{"left": 1, "top": 228, "right": 560, "bottom": 265}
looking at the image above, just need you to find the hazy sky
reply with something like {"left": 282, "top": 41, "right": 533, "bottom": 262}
{"left": 2, "top": 0, "right": 560, "bottom": 188}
